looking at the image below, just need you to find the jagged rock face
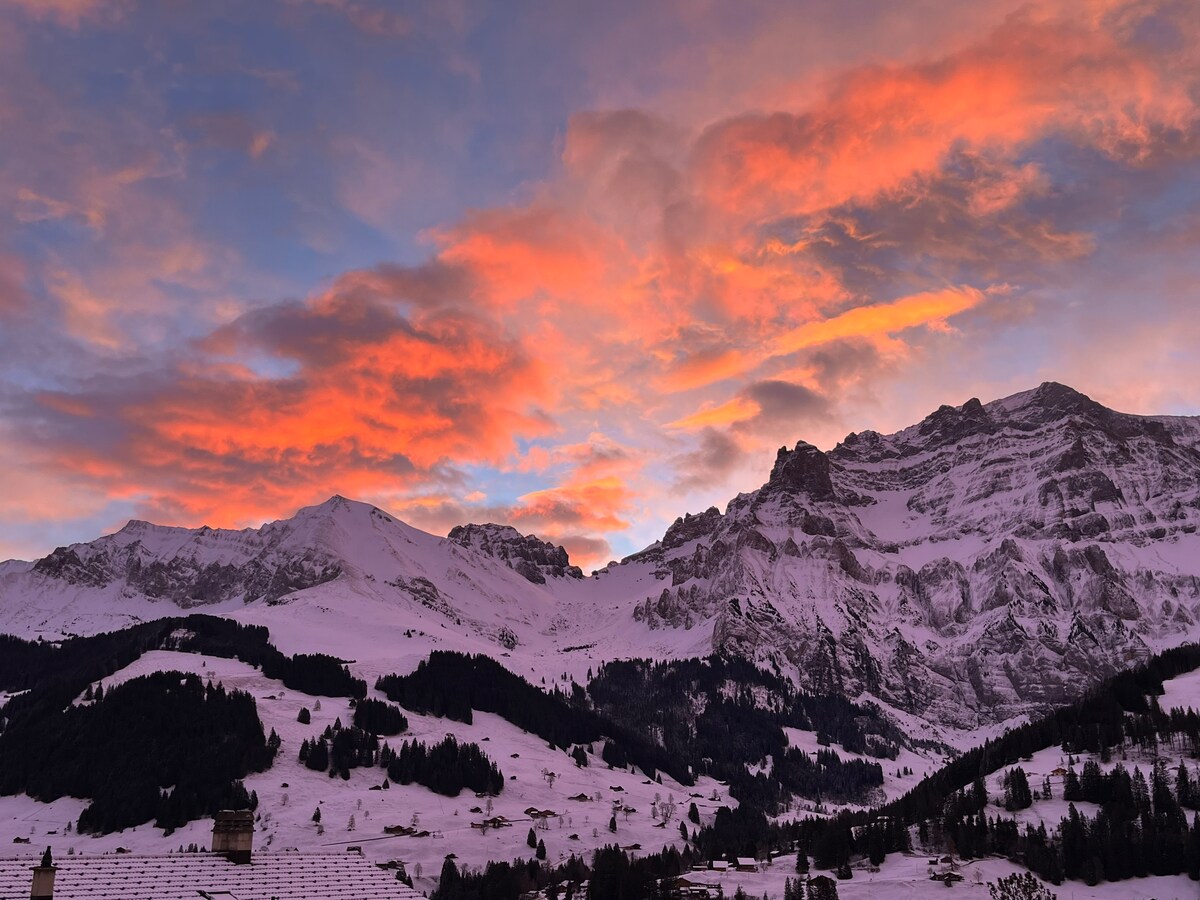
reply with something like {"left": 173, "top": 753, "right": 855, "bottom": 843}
{"left": 627, "top": 383, "right": 1200, "bottom": 727}
{"left": 31, "top": 521, "right": 343, "bottom": 606}
{"left": 448, "top": 524, "right": 582, "bottom": 584}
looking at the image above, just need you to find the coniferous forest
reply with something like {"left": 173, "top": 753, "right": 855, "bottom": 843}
{"left": 381, "top": 735, "right": 505, "bottom": 796}
{"left": 376, "top": 652, "right": 683, "bottom": 783}
{"left": 0, "top": 616, "right": 361, "bottom": 834}
{"left": 588, "top": 656, "right": 901, "bottom": 810}
{"left": 430, "top": 644, "right": 1200, "bottom": 899}
{"left": 0, "top": 671, "right": 275, "bottom": 834}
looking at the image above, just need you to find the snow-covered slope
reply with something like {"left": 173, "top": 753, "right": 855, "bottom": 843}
{"left": 3, "top": 383, "right": 1200, "bottom": 730}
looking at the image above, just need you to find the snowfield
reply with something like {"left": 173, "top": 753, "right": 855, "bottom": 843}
{"left": 1, "top": 650, "right": 730, "bottom": 895}
{"left": 5, "top": 648, "right": 1200, "bottom": 896}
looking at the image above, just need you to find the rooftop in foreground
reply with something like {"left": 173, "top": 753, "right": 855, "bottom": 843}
{"left": 0, "top": 850, "right": 423, "bottom": 900}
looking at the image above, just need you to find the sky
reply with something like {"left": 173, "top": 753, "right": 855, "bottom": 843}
{"left": 1, "top": 0, "right": 1199, "bottom": 568}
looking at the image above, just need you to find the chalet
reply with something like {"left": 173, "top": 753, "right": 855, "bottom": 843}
{"left": 671, "top": 875, "right": 718, "bottom": 897}
{"left": 709, "top": 860, "right": 729, "bottom": 872}
{"left": 0, "top": 811, "right": 420, "bottom": 900}
{"left": 931, "top": 871, "right": 965, "bottom": 884}
{"left": 568, "top": 793, "right": 591, "bottom": 802}
{"left": 735, "top": 857, "right": 758, "bottom": 872}
{"left": 471, "top": 816, "right": 512, "bottom": 830}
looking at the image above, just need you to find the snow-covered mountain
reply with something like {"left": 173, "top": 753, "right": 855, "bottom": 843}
{"left": 0, "top": 495, "right": 566, "bottom": 645}
{"left": 625, "top": 382, "right": 1200, "bottom": 726}
{"left": 3, "top": 382, "right": 1200, "bottom": 730}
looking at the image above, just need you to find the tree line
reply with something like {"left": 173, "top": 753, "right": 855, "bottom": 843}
{"left": 376, "top": 651, "right": 683, "bottom": 783}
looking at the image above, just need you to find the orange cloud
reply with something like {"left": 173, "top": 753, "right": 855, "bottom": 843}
{"left": 436, "top": 206, "right": 618, "bottom": 309}
{"left": 770, "top": 287, "right": 987, "bottom": 358}
{"left": 657, "top": 349, "right": 751, "bottom": 393}
{"left": 25, "top": 296, "right": 552, "bottom": 527}
{"left": 668, "top": 397, "right": 759, "bottom": 431}
{"left": 691, "top": 9, "right": 1197, "bottom": 221}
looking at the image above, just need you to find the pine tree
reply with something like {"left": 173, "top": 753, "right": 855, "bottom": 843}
{"left": 298, "top": 707, "right": 311, "bottom": 724}
{"left": 609, "top": 815, "right": 617, "bottom": 833}
{"left": 688, "top": 802, "right": 700, "bottom": 824}
{"left": 1004, "top": 767, "right": 1033, "bottom": 811}
{"left": 1062, "top": 767, "right": 1082, "bottom": 802}
{"left": 796, "top": 851, "right": 809, "bottom": 874}
{"left": 438, "top": 856, "right": 460, "bottom": 895}
{"left": 528, "top": 827, "right": 537, "bottom": 849}
{"left": 536, "top": 838, "right": 547, "bottom": 860}
{"left": 312, "top": 807, "right": 321, "bottom": 824}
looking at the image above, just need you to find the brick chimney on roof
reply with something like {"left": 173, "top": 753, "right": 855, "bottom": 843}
{"left": 212, "top": 810, "right": 254, "bottom": 864}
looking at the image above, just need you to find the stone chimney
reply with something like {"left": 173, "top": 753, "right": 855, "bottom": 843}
{"left": 31, "top": 847, "right": 55, "bottom": 900}
{"left": 211, "top": 810, "right": 254, "bottom": 864}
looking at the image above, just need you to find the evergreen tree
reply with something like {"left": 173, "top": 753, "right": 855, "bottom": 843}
{"left": 987, "top": 872, "right": 1057, "bottom": 900}
{"left": 1062, "top": 768, "right": 1082, "bottom": 802}
{"left": 808, "top": 875, "right": 839, "bottom": 900}
{"left": 1003, "top": 767, "right": 1033, "bottom": 811}
{"left": 297, "top": 707, "right": 311, "bottom": 725}
{"left": 536, "top": 839, "right": 547, "bottom": 860}
{"left": 438, "top": 856, "right": 460, "bottom": 896}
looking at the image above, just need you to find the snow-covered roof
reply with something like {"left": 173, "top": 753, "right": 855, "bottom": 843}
{"left": 0, "top": 852, "right": 422, "bottom": 900}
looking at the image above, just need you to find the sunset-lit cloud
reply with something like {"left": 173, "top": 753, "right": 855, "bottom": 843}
{"left": 2, "top": 0, "right": 1200, "bottom": 564}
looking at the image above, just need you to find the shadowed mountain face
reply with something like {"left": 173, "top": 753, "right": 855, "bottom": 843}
{"left": 4, "top": 384, "right": 1200, "bottom": 728}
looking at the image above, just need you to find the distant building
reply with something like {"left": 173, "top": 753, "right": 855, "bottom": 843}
{"left": 0, "top": 810, "right": 420, "bottom": 899}
{"left": 735, "top": 857, "right": 758, "bottom": 872}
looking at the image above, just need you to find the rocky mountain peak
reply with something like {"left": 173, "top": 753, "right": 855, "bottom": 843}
{"left": 765, "top": 441, "right": 836, "bottom": 501}
{"left": 913, "top": 395, "right": 997, "bottom": 448}
{"left": 448, "top": 523, "right": 582, "bottom": 584}
{"left": 996, "top": 381, "right": 1107, "bottom": 426}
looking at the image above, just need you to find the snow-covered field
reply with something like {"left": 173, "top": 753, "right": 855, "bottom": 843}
{"left": 0, "top": 651, "right": 731, "bottom": 894}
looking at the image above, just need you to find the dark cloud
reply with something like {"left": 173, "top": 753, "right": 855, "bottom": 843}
{"left": 671, "top": 427, "right": 743, "bottom": 493}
